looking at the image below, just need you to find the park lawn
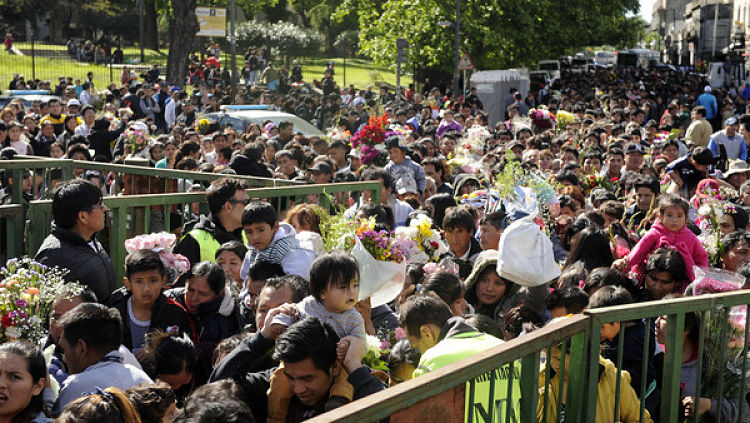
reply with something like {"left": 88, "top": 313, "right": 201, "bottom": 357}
{"left": 12, "top": 42, "right": 168, "bottom": 65}
{"left": 2, "top": 43, "right": 411, "bottom": 93}
{"left": 1, "top": 51, "right": 116, "bottom": 90}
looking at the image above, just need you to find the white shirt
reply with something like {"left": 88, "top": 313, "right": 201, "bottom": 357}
{"left": 79, "top": 90, "right": 91, "bottom": 105}
{"left": 55, "top": 350, "right": 152, "bottom": 414}
{"left": 165, "top": 99, "right": 177, "bottom": 128}
{"left": 75, "top": 122, "right": 92, "bottom": 137}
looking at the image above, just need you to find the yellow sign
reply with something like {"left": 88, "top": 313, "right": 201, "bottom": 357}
{"left": 196, "top": 7, "right": 226, "bottom": 37}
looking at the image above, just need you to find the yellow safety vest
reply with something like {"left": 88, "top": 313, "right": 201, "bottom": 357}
{"left": 186, "top": 228, "right": 248, "bottom": 263}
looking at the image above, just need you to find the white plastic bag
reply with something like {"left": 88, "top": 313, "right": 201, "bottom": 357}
{"left": 496, "top": 215, "right": 560, "bottom": 287}
{"left": 350, "top": 237, "right": 406, "bottom": 307}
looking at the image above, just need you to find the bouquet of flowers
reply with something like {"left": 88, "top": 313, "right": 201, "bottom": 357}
{"left": 691, "top": 266, "right": 749, "bottom": 400}
{"left": 529, "top": 108, "right": 557, "bottom": 130}
{"left": 326, "top": 127, "right": 351, "bottom": 142}
{"left": 555, "top": 110, "right": 575, "bottom": 130}
{"left": 349, "top": 113, "right": 389, "bottom": 166}
{"left": 579, "top": 173, "right": 616, "bottom": 197}
{"left": 361, "top": 327, "right": 408, "bottom": 371}
{"left": 125, "top": 128, "right": 149, "bottom": 156}
{"left": 446, "top": 125, "right": 490, "bottom": 175}
{"left": 393, "top": 214, "right": 449, "bottom": 264}
{"left": 0, "top": 258, "right": 85, "bottom": 344}
{"left": 197, "top": 118, "right": 212, "bottom": 135}
{"left": 124, "top": 232, "right": 191, "bottom": 278}
{"left": 695, "top": 190, "right": 726, "bottom": 267}
{"left": 356, "top": 222, "right": 404, "bottom": 264}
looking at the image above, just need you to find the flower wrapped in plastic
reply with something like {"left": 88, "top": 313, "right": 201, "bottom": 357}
{"left": 0, "top": 258, "right": 85, "bottom": 344}
{"left": 124, "top": 232, "right": 191, "bottom": 282}
{"left": 695, "top": 188, "right": 726, "bottom": 267}
{"left": 122, "top": 121, "right": 151, "bottom": 159}
{"left": 691, "top": 266, "right": 750, "bottom": 400}
{"left": 446, "top": 125, "right": 491, "bottom": 175}
{"left": 393, "top": 214, "right": 449, "bottom": 264}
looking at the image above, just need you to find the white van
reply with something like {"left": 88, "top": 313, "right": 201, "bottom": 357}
{"left": 537, "top": 60, "right": 561, "bottom": 81}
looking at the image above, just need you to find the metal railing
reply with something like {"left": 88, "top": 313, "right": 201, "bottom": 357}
{"left": 308, "top": 291, "right": 750, "bottom": 423}
{"left": 22, "top": 181, "right": 380, "bottom": 282}
{"left": 307, "top": 314, "right": 591, "bottom": 423}
{"left": 2, "top": 156, "right": 300, "bottom": 205}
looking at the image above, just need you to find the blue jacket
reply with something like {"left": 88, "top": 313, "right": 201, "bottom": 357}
{"left": 697, "top": 92, "right": 718, "bottom": 119}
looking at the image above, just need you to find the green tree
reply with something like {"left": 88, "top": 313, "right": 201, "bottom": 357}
{"left": 342, "top": 0, "right": 642, "bottom": 72}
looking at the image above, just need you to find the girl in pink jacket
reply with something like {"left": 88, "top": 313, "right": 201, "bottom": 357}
{"left": 625, "top": 194, "right": 708, "bottom": 290}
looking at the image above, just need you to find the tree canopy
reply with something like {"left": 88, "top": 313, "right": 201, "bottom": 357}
{"left": 333, "top": 0, "right": 645, "bottom": 71}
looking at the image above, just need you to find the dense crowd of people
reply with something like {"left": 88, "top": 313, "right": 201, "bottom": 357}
{"left": 4, "top": 60, "right": 750, "bottom": 423}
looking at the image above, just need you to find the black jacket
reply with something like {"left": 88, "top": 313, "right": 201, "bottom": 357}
{"left": 165, "top": 287, "right": 241, "bottom": 345}
{"left": 228, "top": 154, "right": 273, "bottom": 178}
{"left": 210, "top": 332, "right": 388, "bottom": 422}
{"left": 106, "top": 287, "right": 193, "bottom": 350}
{"left": 174, "top": 213, "right": 245, "bottom": 267}
{"left": 35, "top": 224, "right": 116, "bottom": 303}
{"left": 87, "top": 118, "right": 126, "bottom": 161}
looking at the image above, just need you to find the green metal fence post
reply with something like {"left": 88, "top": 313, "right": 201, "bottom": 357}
{"left": 660, "top": 313, "right": 685, "bottom": 423}
{"left": 585, "top": 317, "right": 602, "bottom": 423}
{"left": 520, "top": 351, "right": 540, "bottom": 423}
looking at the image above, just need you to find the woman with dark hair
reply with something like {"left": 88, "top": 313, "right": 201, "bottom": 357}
{"left": 638, "top": 247, "right": 687, "bottom": 300}
{"left": 0, "top": 342, "right": 48, "bottom": 423}
{"left": 463, "top": 250, "right": 548, "bottom": 328}
{"left": 425, "top": 193, "right": 456, "bottom": 229}
{"left": 166, "top": 261, "right": 241, "bottom": 346}
{"left": 145, "top": 331, "right": 204, "bottom": 407}
{"left": 421, "top": 271, "right": 467, "bottom": 316}
{"left": 56, "top": 387, "right": 140, "bottom": 423}
{"left": 563, "top": 226, "right": 614, "bottom": 272}
{"left": 57, "top": 115, "right": 79, "bottom": 149}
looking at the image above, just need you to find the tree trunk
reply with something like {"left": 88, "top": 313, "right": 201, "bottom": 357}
{"left": 144, "top": 0, "right": 159, "bottom": 50}
{"left": 167, "top": 0, "right": 199, "bottom": 86}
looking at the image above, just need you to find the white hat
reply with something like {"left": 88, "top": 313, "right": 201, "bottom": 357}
{"left": 396, "top": 177, "right": 418, "bottom": 195}
{"left": 705, "top": 85, "right": 712, "bottom": 93}
{"left": 67, "top": 99, "right": 81, "bottom": 107}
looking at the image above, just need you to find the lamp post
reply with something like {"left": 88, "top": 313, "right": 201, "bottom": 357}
{"left": 438, "top": 8, "right": 460, "bottom": 98}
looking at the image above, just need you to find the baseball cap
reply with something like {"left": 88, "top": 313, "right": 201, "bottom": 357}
{"left": 396, "top": 177, "right": 418, "bottom": 195}
{"left": 67, "top": 99, "right": 81, "bottom": 107}
{"left": 624, "top": 143, "right": 644, "bottom": 155}
{"left": 725, "top": 116, "right": 738, "bottom": 126}
{"left": 308, "top": 162, "right": 333, "bottom": 174}
{"left": 170, "top": 86, "right": 181, "bottom": 93}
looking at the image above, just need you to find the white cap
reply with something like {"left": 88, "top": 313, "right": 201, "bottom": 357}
{"left": 67, "top": 99, "right": 81, "bottom": 107}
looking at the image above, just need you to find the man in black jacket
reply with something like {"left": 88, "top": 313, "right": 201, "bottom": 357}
{"left": 174, "top": 178, "right": 249, "bottom": 266}
{"left": 35, "top": 179, "right": 116, "bottom": 302}
{"left": 210, "top": 312, "right": 386, "bottom": 422}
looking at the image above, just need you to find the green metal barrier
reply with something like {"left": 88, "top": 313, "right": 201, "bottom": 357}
{"left": 25, "top": 181, "right": 381, "bottom": 283}
{"left": 0, "top": 204, "right": 24, "bottom": 263}
{"left": 307, "top": 314, "right": 591, "bottom": 423}
{"left": 307, "top": 291, "right": 750, "bottom": 423}
{"left": 2, "top": 156, "right": 300, "bottom": 204}
{"left": 585, "top": 290, "right": 750, "bottom": 423}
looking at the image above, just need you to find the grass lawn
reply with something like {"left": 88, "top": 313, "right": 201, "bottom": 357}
{"left": 2, "top": 42, "right": 411, "bottom": 93}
